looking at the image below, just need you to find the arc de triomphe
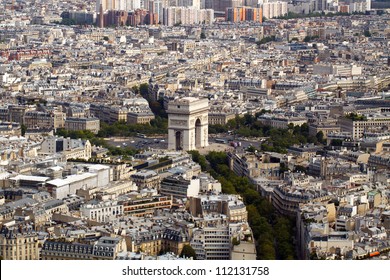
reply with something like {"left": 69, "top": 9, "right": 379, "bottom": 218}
{"left": 167, "top": 97, "right": 209, "bottom": 151}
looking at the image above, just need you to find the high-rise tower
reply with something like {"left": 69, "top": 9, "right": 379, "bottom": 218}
{"left": 99, "top": 4, "right": 104, "bottom": 27}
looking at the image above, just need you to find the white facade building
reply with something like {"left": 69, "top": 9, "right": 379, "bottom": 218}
{"left": 80, "top": 200, "right": 123, "bottom": 223}
{"left": 349, "top": 0, "right": 371, "bottom": 13}
{"left": 162, "top": 7, "right": 214, "bottom": 26}
{"left": 40, "top": 137, "right": 92, "bottom": 160}
{"left": 97, "top": 0, "right": 141, "bottom": 12}
{"left": 46, "top": 170, "right": 109, "bottom": 200}
{"left": 261, "top": 0, "right": 288, "bottom": 19}
{"left": 191, "top": 226, "right": 231, "bottom": 260}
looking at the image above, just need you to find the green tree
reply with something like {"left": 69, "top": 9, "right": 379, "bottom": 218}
{"left": 208, "top": 124, "right": 228, "bottom": 134}
{"left": 149, "top": 100, "right": 167, "bottom": 118}
{"left": 21, "top": 124, "right": 27, "bottom": 136}
{"left": 205, "top": 150, "right": 296, "bottom": 260}
{"left": 294, "top": 165, "right": 307, "bottom": 173}
{"left": 131, "top": 85, "right": 139, "bottom": 94}
{"left": 304, "top": 35, "right": 319, "bottom": 42}
{"left": 274, "top": 217, "right": 295, "bottom": 259}
{"left": 61, "top": 18, "right": 76, "bottom": 26}
{"left": 330, "top": 139, "right": 343, "bottom": 146}
{"left": 232, "top": 237, "right": 240, "bottom": 246}
{"left": 257, "top": 36, "right": 276, "bottom": 45}
{"left": 139, "top": 83, "right": 149, "bottom": 97}
{"left": 180, "top": 244, "right": 197, "bottom": 259}
{"left": 56, "top": 128, "right": 138, "bottom": 157}
{"left": 258, "top": 240, "right": 276, "bottom": 260}
{"left": 244, "top": 113, "right": 255, "bottom": 125}
{"left": 188, "top": 150, "right": 208, "bottom": 171}
{"left": 345, "top": 112, "right": 367, "bottom": 121}
{"left": 246, "top": 146, "right": 256, "bottom": 153}
{"left": 316, "top": 131, "right": 325, "bottom": 144}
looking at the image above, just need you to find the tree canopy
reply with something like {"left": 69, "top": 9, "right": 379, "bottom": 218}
{"left": 209, "top": 114, "right": 322, "bottom": 153}
{"left": 180, "top": 244, "right": 197, "bottom": 259}
{"left": 190, "top": 150, "right": 296, "bottom": 260}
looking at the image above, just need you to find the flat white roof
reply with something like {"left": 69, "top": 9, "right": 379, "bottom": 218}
{"left": 47, "top": 172, "right": 96, "bottom": 187}
{"left": 86, "top": 164, "right": 110, "bottom": 171}
{"left": 0, "top": 172, "right": 11, "bottom": 180}
{"left": 48, "top": 166, "right": 63, "bottom": 171}
{"left": 10, "top": 175, "right": 50, "bottom": 182}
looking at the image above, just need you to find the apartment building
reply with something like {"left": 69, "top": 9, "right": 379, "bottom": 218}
{"left": 24, "top": 111, "right": 65, "bottom": 130}
{"left": 0, "top": 122, "right": 21, "bottom": 136}
{"left": 226, "top": 7, "right": 263, "bottom": 23}
{"left": 308, "top": 119, "right": 340, "bottom": 139}
{"left": 162, "top": 7, "right": 214, "bottom": 26}
{"left": 160, "top": 175, "right": 200, "bottom": 200}
{"left": 261, "top": 0, "right": 288, "bottom": 19}
{"left": 206, "top": 0, "right": 244, "bottom": 12}
{"left": 92, "top": 236, "right": 127, "bottom": 260}
{"left": 0, "top": 226, "right": 39, "bottom": 260}
{"left": 199, "top": 173, "right": 222, "bottom": 193}
{"left": 296, "top": 203, "right": 344, "bottom": 259}
{"left": 120, "top": 195, "right": 172, "bottom": 217}
{"left": 90, "top": 104, "right": 127, "bottom": 124}
{"left": 64, "top": 117, "right": 100, "bottom": 134}
{"left": 40, "top": 136, "right": 92, "bottom": 161}
{"left": 257, "top": 114, "right": 307, "bottom": 129}
{"left": 127, "top": 111, "right": 155, "bottom": 124}
{"left": 208, "top": 111, "right": 235, "bottom": 125}
{"left": 129, "top": 228, "right": 189, "bottom": 256}
{"left": 41, "top": 236, "right": 127, "bottom": 260}
{"left": 313, "top": 64, "right": 362, "bottom": 77}
{"left": 80, "top": 200, "right": 123, "bottom": 223}
{"left": 339, "top": 114, "right": 390, "bottom": 140}
{"left": 272, "top": 184, "right": 332, "bottom": 216}
{"left": 101, "top": 181, "right": 138, "bottom": 196}
{"left": 189, "top": 194, "right": 248, "bottom": 222}
{"left": 131, "top": 170, "right": 160, "bottom": 189}
{"left": 228, "top": 152, "right": 280, "bottom": 179}
{"left": 41, "top": 240, "right": 94, "bottom": 260}
{"left": 191, "top": 226, "right": 231, "bottom": 260}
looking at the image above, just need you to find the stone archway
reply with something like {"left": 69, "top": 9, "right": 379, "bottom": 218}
{"left": 175, "top": 131, "right": 182, "bottom": 150}
{"left": 195, "top": 118, "right": 202, "bottom": 148}
{"left": 167, "top": 97, "right": 209, "bottom": 151}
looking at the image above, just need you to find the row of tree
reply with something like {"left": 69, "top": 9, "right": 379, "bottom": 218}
{"left": 257, "top": 36, "right": 276, "bottom": 45}
{"left": 56, "top": 128, "right": 137, "bottom": 157}
{"left": 133, "top": 83, "right": 168, "bottom": 118}
{"left": 209, "top": 114, "right": 325, "bottom": 153}
{"left": 189, "top": 150, "right": 295, "bottom": 259}
{"left": 96, "top": 117, "right": 168, "bottom": 138}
